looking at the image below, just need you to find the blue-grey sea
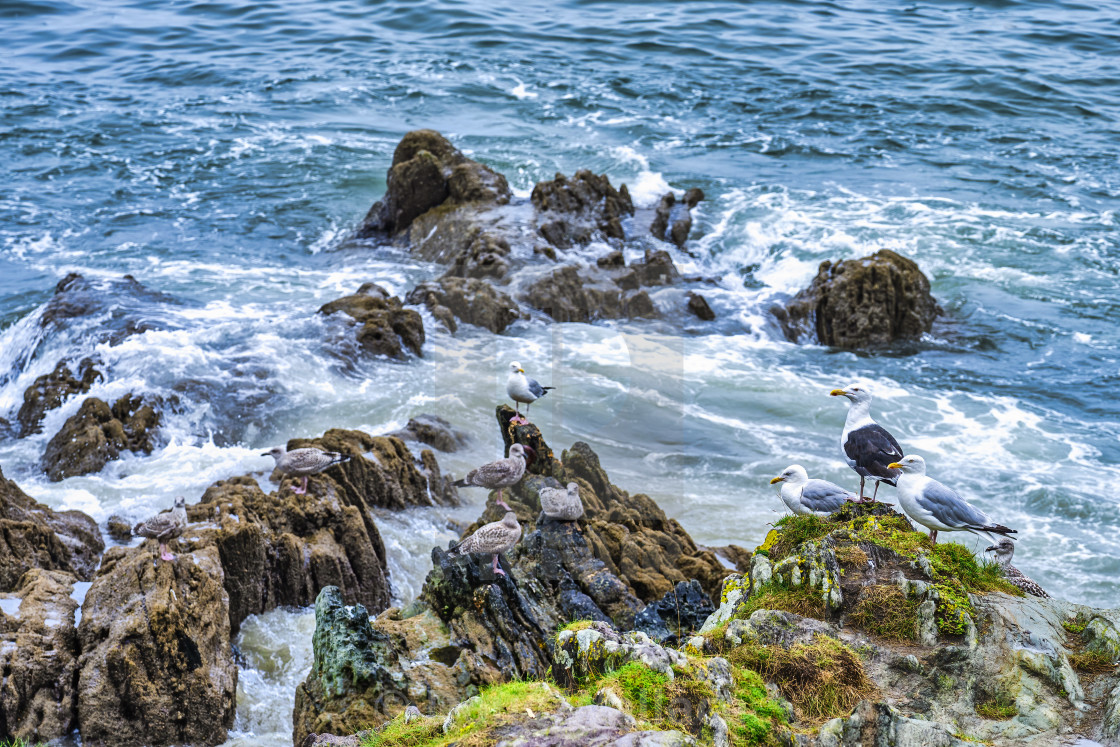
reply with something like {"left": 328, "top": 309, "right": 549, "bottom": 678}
{"left": 2, "top": 0, "right": 1118, "bottom": 743}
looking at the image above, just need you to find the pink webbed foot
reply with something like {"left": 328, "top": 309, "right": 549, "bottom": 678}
{"left": 161, "top": 552, "right": 176, "bottom": 562}
{"left": 292, "top": 476, "right": 308, "bottom": 495}
{"left": 491, "top": 555, "right": 506, "bottom": 577}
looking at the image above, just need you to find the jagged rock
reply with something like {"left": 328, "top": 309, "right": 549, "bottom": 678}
{"left": 775, "top": 249, "right": 941, "bottom": 348}
{"left": 523, "top": 266, "right": 658, "bottom": 323}
{"left": 76, "top": 545, "right": 237, "bottom": 747}
{"left": 632, "top": 580, "right": 716, "bottom": 645}
{"left": 358, "top": 129, "right": 511, "bottom": 238}
{"left": 0, "top": 569, "right": 81, "bottom": 742}
{"left": 531, "top": 170, "right": 633, "bottom": 248}
{"left": 386, "top": 414, "right": 470, "bottom": 453}
{"left": 38, "top": 273, "right": 174, "bottom": 344}
{"left": 686, "top": 292, "right": 715, "bottom": 321}
{"left": 817, "top": 700, "right": 971, "bottom": 747}
{"left": 632, "top": 249, "right": 681, "bottom": 287}
{"left": 319, "top": 286, "right": 424, "bottom": 360}
{"left": 40, "top": 394, "right": 161, "bottom": 481}
{"left": 489, "top": 704, "right": 696, "bottom": 746}
{"left": 405, "top": 276, "right": 520, "bottom": 334}
{"left": 16, "top": 358, "right": 102, "bottom": 436}
{"left": 0, "top": 466, "right": 103, "bottom": 589}
{"left": 650, "top": 189, "right": 703, "bottom": 250}
{"left": 106, "top": 514, "right": 133, "bottom": 542}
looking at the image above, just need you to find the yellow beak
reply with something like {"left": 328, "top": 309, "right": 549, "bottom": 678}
{"left": 829, "top": 389, "right": 847, "bottom": 397}
{"left": 518, "top": 368, "right": 525, "bottom": 373}
{"left": 887, "top": 462, "right": 903, "bottom": 470}
{"left": 770, "top": 476, "right": 783, "bottom": 484}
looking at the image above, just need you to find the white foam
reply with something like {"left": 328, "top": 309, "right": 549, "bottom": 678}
{"left": 510, "top": 81, "right": 537, "bottom": 100}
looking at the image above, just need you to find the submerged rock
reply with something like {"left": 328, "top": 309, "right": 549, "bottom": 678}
{"left": 77, "top": 545, "right": 237, "bottom": 747}
{"left": 38, "top": 273, "right": 175, "bottom": 344}
{"left": 0, "top": 466, "right": 103, "bottom": 588}
{"left": 16, "top": 357, "right": 103, "bottom": 436}
{"left": 41, "top": 393, "right": 161, "bottom": 481}
{"left": 0, "top": 569, "right": 82, "bottom": 743}
{"left": 405, "top": 276, "right": 520, "bottom": 334}
{"left": 531, "top": 169, "right": 633, "bottom": 248}
{"left": 319, "top": 284, "right": 425, "bottom": 360}
{"left": 649, "top": 188, "right": 703, "bottom": 250}
{"left": 775, "top": 249, "right": 941, "bottom": 348}
{"left": 386, "top": 414, "right": 470, "bottom": 453}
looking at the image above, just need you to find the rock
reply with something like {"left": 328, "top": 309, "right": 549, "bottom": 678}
{"left": 632, "top": 580, "right": 716, "bottom": 645}
{"left": 0, "top": 569, "right": 81, "bottom": 742}
{"left": 40, "top": 394, "right": 161, "bottom": 481}
{"left": 38, "top": 273, "right": 175, "bottom": 344}
{"left": 686, "top": 292, "right": 715, "bottom": 321}
{"left": 300, "top": 732, "right": 370, "bottom": 747}
{"left": 16, "top": 358, "right": 103, "bottom": 436}
{"left": 632, "top": 250, "right": 681, "bottom": 287}
{"left": 386, "top": 414, "right": 470, "bottom": 453}
{"left": 531, "top": 170, "right": 633, "bottom": 248}
{"left": 106, "top": 514, "right": 133, "bottom": 542}
{"left": 0, "top": 466, "right": 103, "bottom": 589}
{"left": 776, "top": 249, "right": 941, "bottom": 348}
{"left": 489, "top": 704, "right": 696, "bottom": 747}
{"left": 649, "top": 190, "right": 703, "bottom": 250}
{"left": 358, "top": 129, "right": 511, "bottom": 238}
{"left": 76, "top": 545, "right": 237, "bottom": 747}
{"left": 319, "top": 287, "right": 425, "bottom": 360}
{"left": 817, "top": 700, "right": 971, "bottom": 747}
{"left": 523, "top": 266, "right": 658, "bottom": 323}
{"left": 405, "top": 276, "right": 520, "bottom": 334}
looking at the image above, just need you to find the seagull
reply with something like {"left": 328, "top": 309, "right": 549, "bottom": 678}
{"left": 830, "top": 385, "right": 904, "bottom": 502}
{"left": 453, "top": 444, "right": 535, "bottom": 510}
{"left": 986, "top": 539, "right": 1049, "bottom": 598}
{"left": 134, "top": 496, "right": 188, "bottom": 562}
{"left": 769, "top": 465, "right": 857, "bottom": 516}
{"left": 263, "top": 445, "right": 350, "bottom": 495}
{"left": 539, "top": 482, "right": 584, "bottom": 521}
{"left": 507, "top": 361, "right": 554, "bottom": 425}
{"left": 888, "top": 455, "right": 1017, "bottom": 545}
{"left": 448, "top": 510, "right": 522, "bottom": 577}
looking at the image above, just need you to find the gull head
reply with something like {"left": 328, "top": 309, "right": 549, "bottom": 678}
{"left": 566, "top": 482, "right": 579, "bottom": 495}
{"left": 262, "top": 446, "right": 286, "bottom": 460}
{"left": 509, "top": 361, "right": 525, "bottom": 374}
{"left": 887, "top": 454, "right": 926, "bottom": 475}
{"left": 770, "top": 464, "right": 809, "bottom": 485}
{"left": 830, "top": 384, "right": 872, "bottom": 405}
{"left": 510, "top": 444, "right": 536, "bottom": 463}
{"left": 173, "top": 496, "right": 187, "bottom": 510}
{"left": 985, "top": 538, "right": 1016, "bottom": 566}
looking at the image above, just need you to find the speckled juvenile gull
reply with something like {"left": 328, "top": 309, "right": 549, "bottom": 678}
{"left": 507, "top": 361, "right": 554, "bottom": 424}
{"left": 831, "top": 384, "right": 904, "bottom": 502}
{"left": 453, "top": 444, "right": 534, "bottom": 511}
{"left": 448, "top": 510, "right": 522, "bottom": 576}
{"left": 888, "top": 455, "right": 1017, "bottom": 545}
{"left": 769, "top": 465, "right": 857, "bottom": 516}
{"left": 539, "top": 482, "right": 583, "bottom": 521}
{"left": 263, "top": 445, "right": 350, "bottom": 495}
{"left": 986, "top": 539, "right": 1049, "bottom": 598}
{"left": 134, "top": 496, "right": 188, "bottom": 562}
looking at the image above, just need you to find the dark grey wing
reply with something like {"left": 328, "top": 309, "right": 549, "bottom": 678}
{"left": 914, "top": 480, "right": 992, "bottom": 530}
{"left": 801, "top": 479, "right": 856, "bottom": 513}
{"left": 844, "top": 424, "right": 904, "bottom": 482}
{"left": 526, "top": 377, "right": 553, "bottom": 398}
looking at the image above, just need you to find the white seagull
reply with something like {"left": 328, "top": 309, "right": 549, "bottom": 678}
{"left": 888, "top": 455, "right": 1017, "bottom": 545}
{"left": 830, "top": 385, "right": 904, "bottom": 502}
{"left": 770, "top": 465, "right": 857, "bottom": 516}
{"left": 507, "top": 361, "right": 554, "bottom": 425}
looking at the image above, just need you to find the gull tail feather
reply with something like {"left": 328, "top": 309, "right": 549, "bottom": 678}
{"left": 974, "top": 525, "right": 1017, "bottom": 545}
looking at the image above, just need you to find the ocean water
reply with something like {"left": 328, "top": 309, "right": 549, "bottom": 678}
{"left": 2, "top": 0, "right": 1119, "bottom": 743}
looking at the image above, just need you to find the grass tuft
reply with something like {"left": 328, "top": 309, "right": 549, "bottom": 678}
{"left": 736, "top": 581, "right": 826, "bottom": 620}
{"left": 728, "top": 665, "right": 789, "bottom": 746}
{"left": 975, "top": 693, "right": 1017, "bottom": 720}
{"left": 765, "top": 515, "right": 831, "bottom": 560}
{"left": 1069, "top": 651, "right": 1117, "bottom": 674}
{"left": 847, "top": 584, "right": 918, "bottom": 641}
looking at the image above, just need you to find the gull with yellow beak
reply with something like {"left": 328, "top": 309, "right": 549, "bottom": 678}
{"left": 770, "top": 465, "right": 857, "bottom": 516}
{"left": 830, "top": 384, "right": 903, "bottom": 502}
{"left": 888, "top": 454, "right": 1017, "bottom": 545}
{"left": 507, "top": 361, "right": 554, "bottom": 425}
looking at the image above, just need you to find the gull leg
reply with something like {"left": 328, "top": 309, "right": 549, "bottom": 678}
{"left": 858, "top": 476, "right": 867, "bottom": 501}
{"left": 492, "top": 554, "right": 506, "bottom": 577}
{"left": 159, "top": 542, "right": 175, "bottom": 562}
{"left": 869, "top": 481, "right": 881, "bottom": 503}
{"left": 293, "top": 476, "right": 308, "bottom": 495}
{"left": 929, "top": 530, "right": 938, "bottom": 544}
{"left": 495, "top": 489, "right": 512, "bottom": 512}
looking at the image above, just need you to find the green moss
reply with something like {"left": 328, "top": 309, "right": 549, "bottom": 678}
{"left": 559, "top": 619, "right": 597, "bottom": 634}
{"left": 847, "top": 584, "right": 919, "bottom": 641}
{"left": 360, "top": 712, "right": 444, "bottom": 747}
{"left": 727, "top": 635, "right": 876, "bottom": 723}
{"left": 729, "top": 665, "right": 789, "bottom": 746}
{"left": 1062, "top": 614, "right": 1090, "bottom": 635}
{"left": 975, "top": 693, "right": 1017, "bottom": 720}
{"left": 601, "top": 662, "right": 673, "bottom": 725}
{"left": 766, "top": 515, "right": 831, "bottom": 560}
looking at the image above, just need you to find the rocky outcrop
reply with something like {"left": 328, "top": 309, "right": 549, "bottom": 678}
{"left": 531, "top": 170, "right": 633, "bottom": 248}
{"left": 524, "top": 265, "right": 658, "bottom": 323}
{"left": 405, "top": 276, "right": 520, "bottom": 333}
{"left": 77, "top": 545, "right": 237, "bottom": 747}
{"left": 386, "top": 414, "right": 470, "bottom": 452}
{"left": 0, "top": 466, "right": 103, "bottom": 588}
{"left": 38, "top": 273, "right": 175, "bottom": 345}
{"left": 0, "top": 569, "right": 82, "bottom": 743}
{"left": 650, "top": 188, "right": 704, "bottom": 250}
{"left": 775, "top": 249, "right": 941, "bottom": 348}
{"left": 686, "top": 292, "right": 715, "bottom": 321}
{"left": 632, "top": 580, "right": 716, "bottom": 645}
{"left": 41, "top": 393, "right": 160, "bottom": 481}
{"left": 319, "top": 283, "right": 424, "bottom": 360}
{"left": 16, "top": 358, "right": 103, "bottom": 436}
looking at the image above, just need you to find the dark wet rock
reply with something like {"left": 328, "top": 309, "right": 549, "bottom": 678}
{"left": 16, "top": 358, "right": 102, "bottom": 436}
{"left": 531, "top": 170, "right": 634, "bottom": 248}
{"left": 597, "top": 250, "right": 625, "bottom": 269}
{"left": 319, "top": 287, "right": 425, "bottom": 360}
{"left": 776, "top": 249, "right": 941, "bottom": 348}
{"left": 650, "top": 189, "right": 703, "bottom": 250}
{"left": 708, "top": 544, "right": 752, "bottom": 574}
{"left": 632, "top": 249, "right": 681, "bottom": 287}
{"left": 39, "top": 273, "right": 174, "bottom": 345}
{"left": 0, "top": 466, "right": 103, "bottom": 589}
{"left": 686, "top": 292, "right": 715, "bottom": 321}
{"left": 632, "top": 580, "right": 716, "bottom": 645}
{"left": 41, "top": 394, "right": 161, "bottom": 481}
{"left": 106, "top": 515, "right": 133, "bottom": 542}
{"left": 523, "top": 266, "right": 658, "bottom": 323}
{"left": 387, "top": 414, "right": 470, "bottom": 453}
{"left": 405, "top": 276, "right": 521, "bottom": 334}
{"left": 76, "top": 545, "right": 237, "bottom": 747}
{"left": 0, "top": 569, "right": 81, "bottom": 743}
{"left": 357, "top": 129, "right": 511, "bottom": 238}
